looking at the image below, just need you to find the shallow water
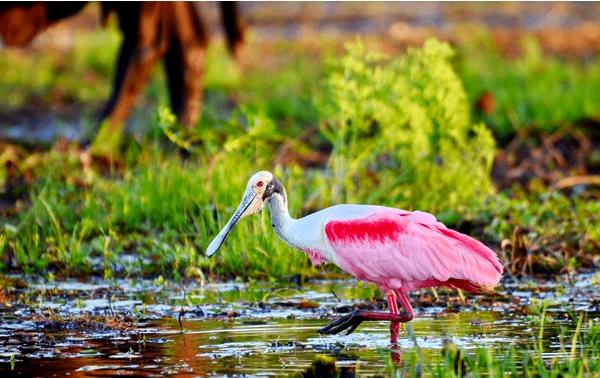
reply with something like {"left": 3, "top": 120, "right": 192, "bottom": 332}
{"left": 0, "top": 274, "right": 598, "bottom": 376}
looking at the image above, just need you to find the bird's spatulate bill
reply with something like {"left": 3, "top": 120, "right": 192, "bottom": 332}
{"left": 206, "top": 191, "right": 256, "bottom": 257}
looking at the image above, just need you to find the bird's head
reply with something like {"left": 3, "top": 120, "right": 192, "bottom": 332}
{"left": 205, "top": 171, "right": 284, "bottom": 257}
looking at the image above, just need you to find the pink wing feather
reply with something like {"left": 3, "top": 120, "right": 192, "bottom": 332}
{"left": 324, "top": 210, "right": 503, "bottom": 293}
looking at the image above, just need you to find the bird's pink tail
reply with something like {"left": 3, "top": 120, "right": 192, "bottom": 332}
{"left": 446, "top": 278, "right": 498, "bottom": 295}
{"left": 436, "top": 226, "right": 503, "bottom": 287}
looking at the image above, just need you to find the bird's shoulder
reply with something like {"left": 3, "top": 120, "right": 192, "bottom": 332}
{"left": 317, "top": 205, "right": 444, "bottom": 244}
{"left": 319, "top": 204, "right": 439, "bottom": 226}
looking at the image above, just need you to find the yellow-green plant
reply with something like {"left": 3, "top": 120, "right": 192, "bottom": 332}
{"left": 320, "top": 39, "right": 496, "bottom": 215}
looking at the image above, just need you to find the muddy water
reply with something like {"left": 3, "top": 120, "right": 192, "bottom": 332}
{"left": 0, "top": 275, "right": 598, "bottom": 376}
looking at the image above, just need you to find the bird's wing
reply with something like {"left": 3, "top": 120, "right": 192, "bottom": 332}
{"left": 324, "top": 210, "right": 502, "bottom": 291}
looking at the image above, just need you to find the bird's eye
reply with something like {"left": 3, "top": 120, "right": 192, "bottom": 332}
{"left": 256, "top": 181, "right": 264, "bottom": 188}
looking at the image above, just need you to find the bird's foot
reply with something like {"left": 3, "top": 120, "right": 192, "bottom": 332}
{"left": 318, "top": 310, "right": 412, "bottom": 336}
{"left": 318, "top": 309, "right": 364, "bottom": 335}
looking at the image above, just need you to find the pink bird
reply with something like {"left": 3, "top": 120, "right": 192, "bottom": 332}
{"left": 207, "top": 171, "right": 503, "bottom": 343}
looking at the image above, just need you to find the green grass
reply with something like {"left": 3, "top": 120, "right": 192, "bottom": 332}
{"left": 2, "top": 128, "right": 321, "bottom": 279}
{"left": 0, "top": 27, "right": 599, "bottom": 279}
{"left": 0, "top": 39, "right": 492, "bottom": 278}
{"left": 5, "top": 143, "right": 594, "bottom": 279}
{"left": 0, "top": 24, "right": 120, "bottom": 113}
{"left": 457, "top": 31, "right": 600, "bottom": 139}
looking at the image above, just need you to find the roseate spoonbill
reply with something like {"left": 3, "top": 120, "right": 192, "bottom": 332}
{"left": 206, "top": 171, "right": 503, "bottom": 343}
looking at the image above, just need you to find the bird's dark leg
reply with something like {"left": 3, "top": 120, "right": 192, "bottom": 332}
{"left": 318, "top": 289, "right": 414, "bottom": 340}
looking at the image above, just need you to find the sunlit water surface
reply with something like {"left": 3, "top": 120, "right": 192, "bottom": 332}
{"left": 0, "top": 274, "right": 598, "bottom": 376}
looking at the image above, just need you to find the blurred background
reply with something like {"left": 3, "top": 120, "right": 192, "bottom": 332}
{"left": 3, "top": 2, "right": 600, "bottom": 142}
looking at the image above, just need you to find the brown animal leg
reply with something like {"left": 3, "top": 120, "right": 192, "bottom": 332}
{"left": 220, "top": 2, "right": 245, "bottom": 58}
{"left": 163, "top": 40, "right": 185, "bottom": 119}
{"left": 99, "top": 4, "right": 137, "bottom": 124}
{"left": 100, "top": 2, "right": 169, "bottom": 128}
{"left": 164, "top": 2, "right": 207, "bottom": 128}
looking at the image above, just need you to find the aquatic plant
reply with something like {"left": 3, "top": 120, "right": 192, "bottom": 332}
{"left": 393, "top": 313, "right": 599, "bottom": 377}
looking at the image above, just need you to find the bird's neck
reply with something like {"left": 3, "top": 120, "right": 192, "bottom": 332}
{"left": 267, "top": 192, "right": 296, "bottom": 245}
{"left": 267, "top": 190, "right": 330, "bottom": 267}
